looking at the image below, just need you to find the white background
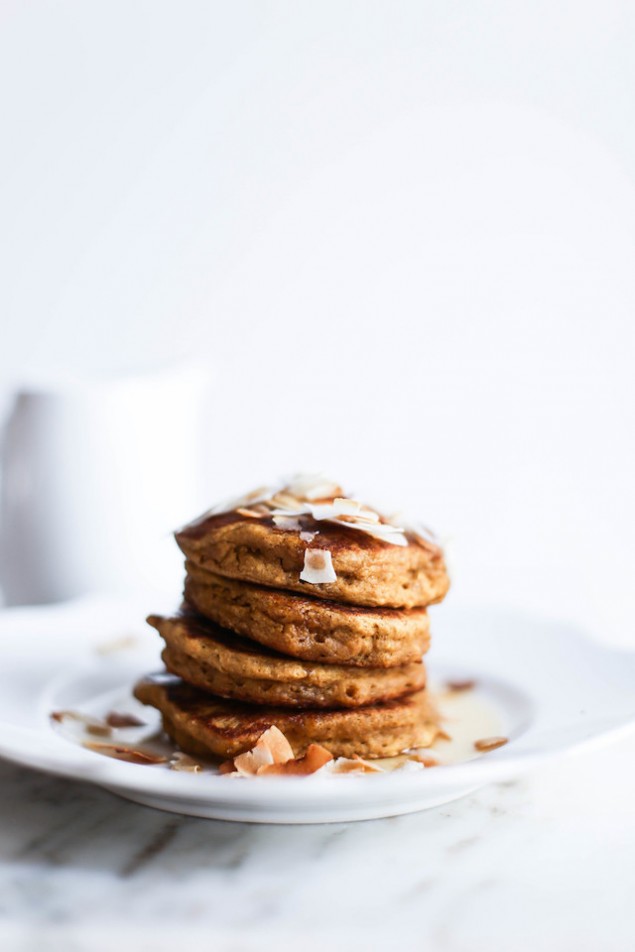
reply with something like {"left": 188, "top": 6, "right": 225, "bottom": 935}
{"left": 1, "top": 1, "right": 634, "bottom": 644}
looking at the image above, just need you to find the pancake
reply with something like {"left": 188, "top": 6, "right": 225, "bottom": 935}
{"left": 176, "top": 511, "right": 449, "bottom": 609}
{"left": 148, "top": 613, "right": 426, "bottom": 709}
{"left": 183, "top": 564, "right": 430, "bottom": 667}
{"left": 134, "top": 673, "right": 440, "bottom": 759}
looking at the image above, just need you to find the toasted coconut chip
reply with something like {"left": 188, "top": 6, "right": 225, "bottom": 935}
{"left": 332, "top": 497, "right": 362, "bottom": 515}
{"left": 233, "top": 726, "right": 295, "bottom": 776}
{"left": 272, "top": 514, "right": 303, "bottom": 531}
{"left": 85, "top": 743, "right": 168, "bottom": 765}
{"left": 344, "top": 521, "right": 407, "bottom": 545}
{"left": 300, "top": 547, "right": 337, "bottom": 584}
{"left": 51, "top": 710, "right": 112, "bottom": 738}
{"left": 105, "top": 712, "right": 147, "bottom": 729}
{"left": 286, "top": 473, "right": 343, "bottom": 501}
{"left": 396, "top": 759, "right": 425, "bottom": 772}
{"left": 236, "top": 507, "right": 267, "bottom": 519}
{"left": 474, "top": 736, "right": 508, "bottom": 752}
{"left": 218, "top": 759, "right": 238, "bottom": 775}
{"left": 412, "top": 525, "right": 437, "bottom": 544}
{"left": 258, "top": 744, "right": 333, "bottom": 776}
{"left": 81, "top": 722, "right": 112, "bottom": 738}
{"left": 329, "top": 756, "right": 385, "bottom": 774}
{"left": 391, "top": 515, "right": 438, "bottom": 545}
{"left": 308, "top": 503, "right": 339, "bottom": 520}
{"left": 338, "top": 510, "right": 381, "bottom": 525}
{"left": 312, "top": 498, "right": 363, "bottom": 520}
{"left": 410, "top": 754, "right": 438, "bottom": 767}
{"left": 329, "top": 499, "right": 381, "bottom": 525}
{"left": 169, "top": 752, "right": 203, "bottom": 773}
{"left": 299, "top": 530, "right": 318, "bottom": 542}
{"left": 446, "top": 679, "right": 476, "bottom": 693}
{"left": 436, "top": 729, "right": 452, "bottom": 742}
{"left": 269, "top": 491, "right": 304, "bottom": 510}
{"left": 242, "top": 486, "right": 272, "bottom": 504}
{"left": 186, "top": 486, "right": 274, "bottom": 527}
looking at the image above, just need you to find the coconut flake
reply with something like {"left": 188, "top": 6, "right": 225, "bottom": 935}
{"left": 408, "top": 750, "right": 439, "bottom": 767}
{"left": 474, "top": 736, "right": 508, "bottom": 752}
{"left": 340, "top": 510, "right": 381, "bottom": 525}
{"left": 84, "top": 743, "right": 168, "bottom": 765}
{"left": 51, "top": 710, "right": 113, "bottom": 738}
{"left": 268, "top": 491, "right": 304, "bottom": 511}
{"left": 233, "top": 726, "right": 295, "bottom": 776}
{"left": 286, "top": 473, "right": 343, "bottom": 501}
{"left": 272, "top": 514, "right": 303, "bottom": 531}
{"left": 329, "top": 756, "right": 385, "bottom": 774}
{"left": 319, "top": 498, "right": 361, "bottom": 519}
{"left": 395, "top": 759, "right": 425, "bottom": 773}
{"left": 332, "top": 497, "right": 362, "bottom": 514}
{"left": 236, "top": 507, "right": 267, "bottom": 519}
{"left": 168, "top": 752, "right": 204, "bottom": 773}
{"left": 105, "top": 711, "right": 147, "bottom": 729}
{"left": 392, "top": 514, "right": 438, "bottom": 545}
{"left": 184, "top": 485, "right": 274, "bottom": 528}
{"left": 300, "top": 548, "right": 337, "bottom": 584}
{"left": 258, "top": 744, "right": 333, "bottom": 776}
{"left": 362, "top": 526, "right": 408, "bottom": 546}
{"left": 220, "top": 737, "right": 333, "bottom": 778}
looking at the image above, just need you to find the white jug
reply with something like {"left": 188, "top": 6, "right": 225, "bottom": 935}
{"left": 0, "top": 368, "right": 207, "bottom": 605}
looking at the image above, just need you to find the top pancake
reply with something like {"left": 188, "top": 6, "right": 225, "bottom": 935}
{"left": 176, "top": 511, "right": 449, "bottom": 609}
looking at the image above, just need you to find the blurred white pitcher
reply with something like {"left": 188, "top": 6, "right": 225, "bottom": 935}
{"left": 0, "top": 367, "right": 207, "bottom": 605}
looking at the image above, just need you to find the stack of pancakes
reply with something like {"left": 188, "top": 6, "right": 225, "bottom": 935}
{"left": 135, "top": 480, "right": 450, "bottom": 761}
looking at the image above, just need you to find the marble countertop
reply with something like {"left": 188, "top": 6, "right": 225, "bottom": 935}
{"left": 1, "top": 730, "right": 633, "bottom": 952}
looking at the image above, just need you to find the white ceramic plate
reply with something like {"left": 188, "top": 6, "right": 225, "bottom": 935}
{"left": 0, "top": 597, "right": 633, "bottom": 824}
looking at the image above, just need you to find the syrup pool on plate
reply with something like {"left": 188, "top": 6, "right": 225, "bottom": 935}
{"left": 371, "top": 682, "right": 504, "bottom": 771}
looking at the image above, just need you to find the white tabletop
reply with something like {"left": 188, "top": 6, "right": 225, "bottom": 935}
{"left": 1, "top": 729, "right": 633, "bottom": 952}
